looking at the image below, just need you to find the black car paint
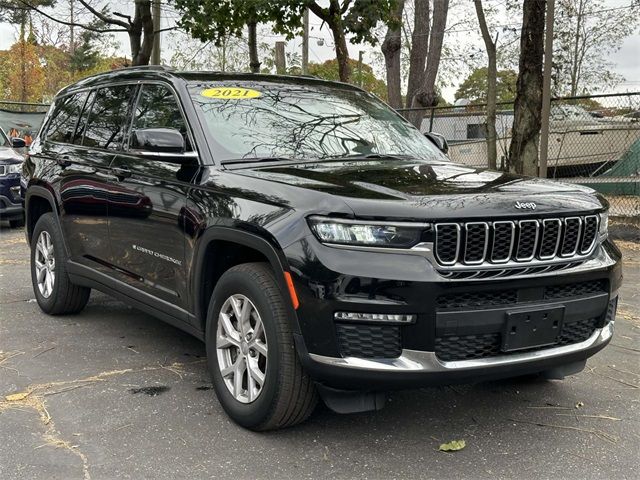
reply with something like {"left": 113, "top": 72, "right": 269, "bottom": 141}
{"left": 23, "top": 68, "right": 622, "bottom": 392}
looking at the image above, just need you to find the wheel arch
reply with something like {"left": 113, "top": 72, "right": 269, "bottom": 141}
{"left": 25, "top": 185, "right": 60, "bottom": 248}
{"left": 192, "top": 227, "right": 301, "bottom": 335}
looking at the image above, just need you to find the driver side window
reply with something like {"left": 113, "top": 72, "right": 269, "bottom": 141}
{"left": 130, "top": 84, "right": 192, "bottom": 151}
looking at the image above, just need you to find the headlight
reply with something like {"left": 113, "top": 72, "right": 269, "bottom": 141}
{"left": 0, "top": 162, "right": 22, "bottom": 176}
{"left": 308, "top": 216, "right": 428, "bottom": 248}
{"left": 599, "top": 211, "right": 608, "bottom": 239}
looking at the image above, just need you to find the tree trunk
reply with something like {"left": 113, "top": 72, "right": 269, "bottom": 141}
{"left": 507, "top": 0, "right": 545, "bottom": 175}
{"left": 406, "top": 0, "right": 429, "bottom": 109}
{"left": 569, "top": 0, "right": 585, "bottom": 96}
{"left": 405, "top": 0, "right": 449, "bottom": 128}
{"left": 130, "top": 0, "right": 154, "bottom": 66}
{"left": 381, "top": 0, "right": 405, "bottom": 108}
{"left": 329, "top": 17, "right": 350, "bottom": 82}
{"left": 248, "top": 21, "right": 260, "bottom": 73}
{"left": 308, "top": 1, "right": 351, "bottom": 82}
{"left": 474, "top": 0, "right": 497, "bottom": 170}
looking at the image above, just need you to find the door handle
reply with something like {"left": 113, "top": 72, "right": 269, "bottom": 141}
{"left": 56, "top": 155, "right": 72, "bottom": 168}
{"left": 112, "top": 166, "right": 132, "bottom": 180}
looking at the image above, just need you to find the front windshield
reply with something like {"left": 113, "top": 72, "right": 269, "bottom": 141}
{"left": 188, "top": 81, "right": 444, "bottom": 163}
{"left": 0, "top": 128, "right": 9, "bottom": 148}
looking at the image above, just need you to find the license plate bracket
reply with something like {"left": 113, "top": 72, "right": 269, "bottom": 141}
{"left": 502, "top": 306, "right": 565, "bottom": 352}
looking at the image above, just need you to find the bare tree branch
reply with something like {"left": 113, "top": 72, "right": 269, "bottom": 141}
{"left": 76, "top": 0, "right": 129, "bottom": 29}
{"left": 15, "top": 0, "right": 128, "bottom": 33}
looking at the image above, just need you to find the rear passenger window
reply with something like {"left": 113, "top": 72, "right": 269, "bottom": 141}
{"left": 83, "top": 85, "right": 135, "bottom": 150}
{"left": 131, "top": 84, "right": 192, "bottom": 151}
{"left": 72, "top": 90, "right": 96, "bottom": 145}
{"left": 46, "top": 92, "right": 88, "bottom": 144}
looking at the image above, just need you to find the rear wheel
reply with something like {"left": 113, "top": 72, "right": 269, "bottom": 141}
{"left": 30, "top": 213, "right": 91, "bottom": 314}
{"left": 206, "top": 262, "right": 317, "bottom": 430}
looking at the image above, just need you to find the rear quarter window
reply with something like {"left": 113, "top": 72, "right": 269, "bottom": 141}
{"left": 45, "top": 92, "right": 88, "bottom": 144}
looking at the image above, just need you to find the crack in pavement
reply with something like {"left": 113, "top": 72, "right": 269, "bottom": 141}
{"left": 1, "top": 359, "right": 206, "bottom": 480}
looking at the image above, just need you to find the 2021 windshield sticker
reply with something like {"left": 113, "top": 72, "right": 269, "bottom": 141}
{"left": 201, "top": 87, "right": 262, "bottom": 99}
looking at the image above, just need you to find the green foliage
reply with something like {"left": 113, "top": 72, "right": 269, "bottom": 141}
{"left": 174, "top": 0, "right": 305, "bottom": 46}
{"left": 454, "top": 68, "right": 517, "bottom": 104}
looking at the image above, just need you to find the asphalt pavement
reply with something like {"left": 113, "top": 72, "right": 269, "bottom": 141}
{"left": 1, "top": 225, "right": 639, "bottom": 479}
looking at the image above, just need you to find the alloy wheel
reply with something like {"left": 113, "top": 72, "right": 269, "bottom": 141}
{"left": 34, "top": 230, "right": 55, "bottom": 298}
{"left": 216, "top": 294, "right": 268, "bottom": 403}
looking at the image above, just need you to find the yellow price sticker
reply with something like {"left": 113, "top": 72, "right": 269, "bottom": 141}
{"left": 201, "top": 87, "right": 262, "bottom": 99}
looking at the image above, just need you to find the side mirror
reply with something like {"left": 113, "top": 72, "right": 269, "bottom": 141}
{"left": 424, "top": 132, "right": 449, "bottom": 154}
{"left": 11, "top": 137, "right": 26, "bottom": 149}
{"left": 131, "top": 128, "right": 185, "bottom": 154}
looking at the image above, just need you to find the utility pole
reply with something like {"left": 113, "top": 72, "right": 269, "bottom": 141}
{"left": 302, "top": 8, "right": 309, "bottom": 75}
{"left": 357, "top": 51, "right": 364, "bottom": 87}
{"left": 151, "top": 0, "right": 161, "bottom": 65}
{"left": 275, "top": 41, "right": 286, "bottom": 74}
{"left": 539, "top": 0, "right": 556, "bottom": 178}
{"left": 69, "top": 0, "right": 75, "bottom": 55}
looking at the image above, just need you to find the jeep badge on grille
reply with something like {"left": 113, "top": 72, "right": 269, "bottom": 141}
{"left": 515, "top": 201, "right": 537, "bottom": 210}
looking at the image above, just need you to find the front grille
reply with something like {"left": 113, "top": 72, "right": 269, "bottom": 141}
{"left": 544, "top": 280, "right": 607, "bottom": 299}
{"left": 336, "top": 324, "right": 401, "bottom": 359}
{"left": 437, "top": 290, "right": 518, "bottom": 310}
{"left": 434, "top": 214, "right": 599, "bottom": 268}
{"left": 435, "top": 317, "right": 599, "bottom": 362}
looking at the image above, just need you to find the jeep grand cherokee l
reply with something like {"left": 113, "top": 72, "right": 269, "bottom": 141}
{"left": 23, "top": 67, "right": 622, "bottom": 430}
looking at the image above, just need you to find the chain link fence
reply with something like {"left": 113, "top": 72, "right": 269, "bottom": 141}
{"left": 398, "top": 92, "right": 640, "bottom": 218}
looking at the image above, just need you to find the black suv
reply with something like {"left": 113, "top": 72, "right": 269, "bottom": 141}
{"left": 23, "top": 67, "right": 622, "bottom": 430}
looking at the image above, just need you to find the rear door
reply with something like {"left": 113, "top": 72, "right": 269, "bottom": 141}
{"left": 59, "top": 84, "right": 136, "bottom": 270}
{"left": 42, "top": 89, "right": 113, "bottom": 268}
{"left": 106, "top": 82, "right": 198, "bottom": 309}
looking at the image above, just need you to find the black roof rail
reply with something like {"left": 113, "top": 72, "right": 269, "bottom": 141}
{"left": 111, "top": 64, "right": 175, "bottom": 73}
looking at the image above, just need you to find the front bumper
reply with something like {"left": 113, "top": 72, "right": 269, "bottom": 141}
{"left": 295, "top": 322, "right": 613, "bottom": 390}
{"left": 0, "top": 193, "right": 23, "bottom": 220}
{"left": 285, "top": 236, "right": 622, "bottom": 390}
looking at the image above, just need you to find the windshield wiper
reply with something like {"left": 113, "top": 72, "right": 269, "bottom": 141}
{"left": 221, "top": 156, "right": 296, "bottom": 165}
{"left": 320, "top": 153, "right": 414, "bottom": 161}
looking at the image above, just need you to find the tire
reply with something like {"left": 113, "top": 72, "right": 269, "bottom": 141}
{"left": 30, "top": 213, "right": 91, "bottom": 315}
{"left": 206, "top": 262, "right": 317, "bottom": 431}
{"left": 9, "top": 217, "right": 25, "bottom": 228}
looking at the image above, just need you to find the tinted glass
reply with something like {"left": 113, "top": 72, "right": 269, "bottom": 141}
{"left": 83, "top": 85, "right": 135, "bottom": 150}
{"left": 188, "top": 81, "right": 443, "bottom": 163}
{"left": 131, "top": 84, "right": 191, "bottom": 150}
{"left": 72, "top": 90, "right": 96, "bottom": 145}
{"left": 46, "top": 92, "right": 88, "bottom": 144}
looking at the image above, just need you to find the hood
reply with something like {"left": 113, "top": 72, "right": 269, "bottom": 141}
{"left": 0, "top": 147, "right": 23, "bottom": 163}
{"left": 231, "top": 159, "right": 604, "bottom": 220}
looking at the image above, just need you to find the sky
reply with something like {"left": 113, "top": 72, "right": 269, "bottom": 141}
{"left": 0, "top": 0, "right": 639, "bottom": 103}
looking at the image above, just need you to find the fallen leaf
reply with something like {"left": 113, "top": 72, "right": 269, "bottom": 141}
{"left": 5, "top": 391, "right": 30, "bottom": 401}
{"left": 439, "top": 440, "right": 466, "bottom": 452}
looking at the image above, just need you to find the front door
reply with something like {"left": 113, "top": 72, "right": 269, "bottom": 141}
{"left": 106, "top": 83, "right": 198, "bottom": 310}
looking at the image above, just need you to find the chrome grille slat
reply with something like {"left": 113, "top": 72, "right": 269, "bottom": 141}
{"left": 464, "top": 222, "right": 489, "bottom": 264}
{"left": 433, "top": 214, "right": 600, "bottom": 271}
{"left": 580, "top": 215, "right": 599, "bottom": 254}
{"left": 516, "top": 220, "right": 539, "bottom": 261}
{"left": 561, "top": 217, "right": 582, "bottom": 257}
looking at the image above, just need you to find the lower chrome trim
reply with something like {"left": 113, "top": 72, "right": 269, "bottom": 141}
{"left": 308, "top": 322, "right": 613, "bottom": 373}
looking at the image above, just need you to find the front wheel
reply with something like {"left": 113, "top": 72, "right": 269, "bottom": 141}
{"left": 206, "top": 263, "right": 317, "bottom": 430}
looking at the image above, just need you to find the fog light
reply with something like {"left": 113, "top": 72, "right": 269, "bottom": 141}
{"left": 334, "top": 312, "right": 416, "bottom": 324}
